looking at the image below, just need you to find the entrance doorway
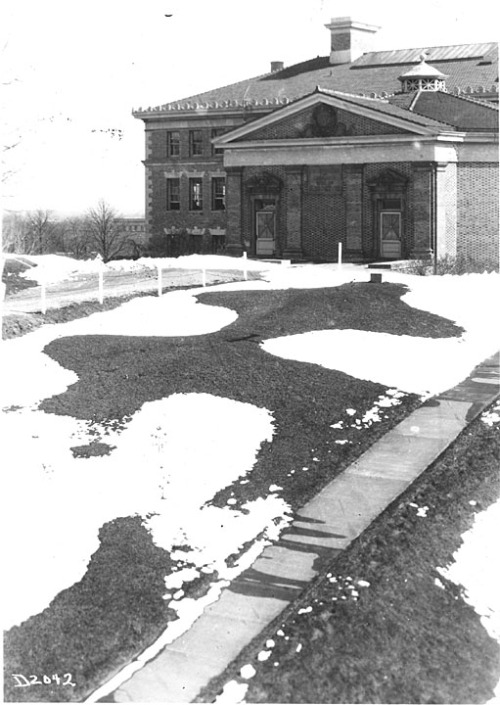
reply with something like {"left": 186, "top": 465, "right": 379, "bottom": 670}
{"left": 380, "top": 210, "right": 402, "bottom": 259}
{"left": 255, "top": 200, "right": 276, "bottom": 256}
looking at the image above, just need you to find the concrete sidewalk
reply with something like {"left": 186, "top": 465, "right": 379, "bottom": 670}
{"left": 93, "top": 352, "right": 499, "bottom": 704}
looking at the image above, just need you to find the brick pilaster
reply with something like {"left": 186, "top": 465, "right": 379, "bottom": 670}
{"left": 283, "top": 169, "right": 304, "bottom": 260}
{"left": 343, "top": 165, "right": 363, "bottom": 253}
{"left": 435, "top": 162, "right": 457, "bottom": 258}
{"left": 411, "top": 163, "right": 433, "bottom": 259}
{"left": 225, "top": 168, "right": 243, "bottom": 256}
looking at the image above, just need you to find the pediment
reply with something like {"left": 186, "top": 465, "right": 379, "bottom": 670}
{"left": 213, "top": 90, "right": 439, "bottom": 147}
{"left": 236, "top": 102, "right": 413, "bottom": 141}
{"left": 367, "top": 168, "right": 409, "bottom": 192}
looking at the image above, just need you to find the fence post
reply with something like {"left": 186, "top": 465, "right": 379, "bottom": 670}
{"left": 98, "top": 270, "right": 104, "bottom": 304}
{"left": 337, "top": 242, "right": 343, "bottom": 271}
{"left": 202, "top": 268, "right": 207, "bottom": 287}
{"left": 41, "top": 281, "right": 47, "bottom": 315}
{"left": 157, "top": 265, "right": 162, "bottom": 297}
{"left": 243, "top": 251, "right": 248, "bottom": 281}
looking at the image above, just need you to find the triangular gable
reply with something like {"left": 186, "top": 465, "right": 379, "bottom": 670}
{"left": 213, "top": 89, "right": 448, "bottom": 146}
{"left": 235, "top": 102, "right": 414, "bottom": 141}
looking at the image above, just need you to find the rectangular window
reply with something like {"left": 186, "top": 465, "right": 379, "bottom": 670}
{"left": 166, "top": 178, "right": 180, "bottom": 210}
{"left": 189, "top": 130, "right": 203, "bottom": 156}
{"left": 167, "top": 131, "right": 180, "bottom": 157}
{"left": 189, "top": 178, "right": 203, "bottom": 210}
{"left": 212, "top": 177, "right": 226, "bottom": 210}
{"left": 211, "top": 128, "right": 224, "bottom": 155}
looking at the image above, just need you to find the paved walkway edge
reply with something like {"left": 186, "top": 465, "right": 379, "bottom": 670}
{"left": 94, "top": 352, "right": 499, "bottom": 704}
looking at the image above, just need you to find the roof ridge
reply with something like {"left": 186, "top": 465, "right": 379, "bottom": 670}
{"left": 361, "top": 40, "right": 497, "bottom": 56}
{"left": 316, "top": 86, "right": 382, "bottom": 100}
{"left": 447, "top": 90, "right": 500, "bottom": 110}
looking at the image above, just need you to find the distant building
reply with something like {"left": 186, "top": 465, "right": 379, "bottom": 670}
{"left": 133, "top": 18, "right": 499, "bottom": 263}
{"left": 115, "top": 218, "right": 148, "bottom": 257}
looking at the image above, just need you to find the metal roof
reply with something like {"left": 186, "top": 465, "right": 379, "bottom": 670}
{"left": 353, "top": 43, "right": 498, "bottom": 67}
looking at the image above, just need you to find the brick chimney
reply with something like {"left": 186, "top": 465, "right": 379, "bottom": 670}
{"left": 325, "top": 17, "right": 379, "bottom": 65}
{"left": 271, "top": 61, "right": 284, "bottom": 72}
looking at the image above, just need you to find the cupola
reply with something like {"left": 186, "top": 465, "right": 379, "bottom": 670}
{"left": 398, "top": 53, "right": 448, "bottom": 92}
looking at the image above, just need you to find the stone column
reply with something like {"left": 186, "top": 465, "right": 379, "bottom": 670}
{"left": 411, "top": 163, "right": 433, "bottom": 259}
{"left": 225, "top": 167, "right": 244, "bottom": 256}
{"left": 343, "top": 165, "right": 363, "bottom": 253}
{"left": 283, "top": 168, "right": 304, "bottom": 260}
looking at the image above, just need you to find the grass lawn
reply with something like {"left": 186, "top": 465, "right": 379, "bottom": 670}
{"left": 3, "top": 282, "right": 466, "bottom": 702}
{"left": 198, "top": 401, "right": 500, "bottom": 704}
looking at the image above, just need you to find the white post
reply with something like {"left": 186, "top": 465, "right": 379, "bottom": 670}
{"left": 98, "top": 270, "right": 104, "bottom": 304}
{"left": 337, "top": 242, "right": 343, "bottom": 271}
{"left": 243, "top": 251, "right": 248, "bottom": 281}
{"left": 157, "top": 265, "right": 162, "bottom": 297}
{"left": 41, "top": 281, "right": 47, "bottom": 315}
{"left": 0, "top": 281, "right": 5, "bottom": 341}
{"left": 202, "top": 268, "right": 207, "bottom": 287}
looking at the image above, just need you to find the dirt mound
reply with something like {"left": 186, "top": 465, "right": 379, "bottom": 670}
{"left": 2, "top": 258, "right": 38, "bottom": 295}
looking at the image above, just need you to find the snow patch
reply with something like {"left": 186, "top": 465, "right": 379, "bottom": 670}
{"left": 438, "top": 499, "right": 500, "bottom": 644}
{"left": 261, "top": 329, "right": 492, "bottom": 397}
{"left": 2, "top": 394, "right": 284, "bottom": 630}
{"left": 214, "top": 680, "right": 248, "bottom": 703}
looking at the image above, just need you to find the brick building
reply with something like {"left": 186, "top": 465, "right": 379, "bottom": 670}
{"left": 133, "top": 17, "right": 499, "bottom": 263}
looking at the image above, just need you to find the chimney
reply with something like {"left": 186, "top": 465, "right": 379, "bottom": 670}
{"left": 325, "top": 17, "right": 380, "bottom": 65}
{"left": 271, "top": 61, "right": 284, "bottom": 72}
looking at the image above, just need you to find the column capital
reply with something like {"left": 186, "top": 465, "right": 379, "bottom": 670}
{"left": 412, "top": 162, "right": 433, "bottom": 171}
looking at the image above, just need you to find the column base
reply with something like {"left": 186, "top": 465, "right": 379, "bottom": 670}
{"left": 282, "top": 245, "right": 304, "bottom": 261}
{"left": 410, "top": 248, "right": 433, "bottom": 260}
{"left": 225, "top": 242, "right": 244, "bottom": 257}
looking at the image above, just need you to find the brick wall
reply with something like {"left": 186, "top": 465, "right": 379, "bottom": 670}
{"left": 148, "top": 126, "right": 228, "bottom": 162}
{"left": 302, "top": 166, "right": 345, "bottom": 260}
{"left": 145, "top": 124, "right": 240, "bottom": 241}
{"left": 149, "top": 166, "right": 227, "bottom": 239}
{"left": 457, "top": 162, "right": 499, "bottom": 264}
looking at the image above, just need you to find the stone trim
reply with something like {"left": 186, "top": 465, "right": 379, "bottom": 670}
{"left": 224, "top": 142, "right": 459, "bottom": 167}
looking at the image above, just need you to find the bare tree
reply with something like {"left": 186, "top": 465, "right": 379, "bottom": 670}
{"left": 85, "top": 200, "right": 127, "bottom": 262}
{"left": 1, "top": 211, "right": 27, "bottom": 253}
{"left": 59, "top": 216, "right": 92, "bottom": 258}
{"left": 25, "top": 209, "right": 58, "bottom": 254}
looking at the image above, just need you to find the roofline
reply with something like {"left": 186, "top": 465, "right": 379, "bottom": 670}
{"left": 133, "top": 106, "right": 275, "bottom": 121}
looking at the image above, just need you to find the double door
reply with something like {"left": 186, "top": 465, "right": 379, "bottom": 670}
{"left": 255, "top": 199, "right": 276, "bottom": 256}
{"left": 380, "top": 210, "right": 402, "bottom": 259}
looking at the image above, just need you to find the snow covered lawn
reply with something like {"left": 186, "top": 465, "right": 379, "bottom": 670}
{"left": 2, "top": 255, "right": 499, "bottom": 702}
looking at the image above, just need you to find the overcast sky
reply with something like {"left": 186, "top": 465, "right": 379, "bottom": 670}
{"left": 1, "top": 0, "right": 498, "bottom": 217}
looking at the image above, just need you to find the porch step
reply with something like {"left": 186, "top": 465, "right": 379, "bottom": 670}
{"left": 368, "top": 260, "right": 409, "bottom": 270}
